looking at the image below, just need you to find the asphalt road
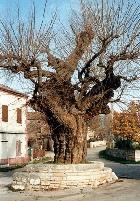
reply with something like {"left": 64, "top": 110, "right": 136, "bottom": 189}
{"left": 0, "top": 146, "right": 140, "bottom": 201}
{"left": 87, "top": 146, "right": 140, "bottom": 180}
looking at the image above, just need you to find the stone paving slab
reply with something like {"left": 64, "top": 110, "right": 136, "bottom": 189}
{"left": 0, "top": 179, "right": 140, "bottom": 201}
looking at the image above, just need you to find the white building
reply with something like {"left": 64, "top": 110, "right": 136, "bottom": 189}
{"left": 87, "top": 127, "right": 95, "bottom": 141}
{"left": 0, "top": 84, "right": 28, "bottom": 166}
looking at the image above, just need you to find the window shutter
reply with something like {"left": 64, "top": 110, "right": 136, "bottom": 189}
{"left": 2, "top": 105, "right": 8, "bottom": 122}
{"left": 16, "top": 140, "right": 22, "bottom": 156}
{"left": 17, "top": 108, "right": 22, "bottom": 123}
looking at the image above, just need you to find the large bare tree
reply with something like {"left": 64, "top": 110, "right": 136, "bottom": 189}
{"left": 0, "top": 0, "right": 139, "bottom": 163}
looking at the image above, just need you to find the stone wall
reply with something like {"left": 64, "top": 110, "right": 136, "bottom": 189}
{"left": 12, "top": 161, "right": 118, "bottom": 190}
{"left": 106, "top": 148, "right": 140, "bottom": 162}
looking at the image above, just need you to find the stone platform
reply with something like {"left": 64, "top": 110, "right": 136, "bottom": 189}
{"left": 12, "top": 161, "right": 118, "bottom": 190}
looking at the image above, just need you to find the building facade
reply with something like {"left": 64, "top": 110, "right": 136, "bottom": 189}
{"left": 0, "top": 84, "right": 28, "bottom": 166}
{"left": 28, "top": 112, "right": 53, "bottom": 151}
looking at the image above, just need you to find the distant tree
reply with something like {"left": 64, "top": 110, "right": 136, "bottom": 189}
{"left": 112, "top": 109, "right": 140, "bottom": 143}
{"left": 0, "top": 0, "right": 139, "bottom": 163}
{"left": 127, "top": 101, "right": 140, "bottom": 123}
{"left": 87, "top": 114, "right": 111, "bottom": 140}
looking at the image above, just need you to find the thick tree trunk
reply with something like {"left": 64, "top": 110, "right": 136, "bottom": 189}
{"left": 52, "top": 115, "right": 87, "bottom": 164}
{"left": 53, "top": 126, "right": 66, "bottom": 163}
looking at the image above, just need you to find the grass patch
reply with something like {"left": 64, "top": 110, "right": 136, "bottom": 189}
{"left": 33, "top": 157, "right": 51, "bottom": 164}
{"left": 0, "top": 157, "right": 51, "bottom": 171}
{"left": 43, "top": 161, "right": 92, "bottom": 165}
{"left": 0, "top": 164, "right": 27, "bottom": 172}
{"left": 8, "top": 186, "right": 21, "bottom": 192}
{"left": 99, "top": 150, "right": 140, "bottom": 164}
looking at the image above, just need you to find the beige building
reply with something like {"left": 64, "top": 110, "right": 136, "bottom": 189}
{"left": 87, "top": 127, "right": 95, "bottom": 141}
{"left": 0, "top": 84, "right": 28, "bottom": 166}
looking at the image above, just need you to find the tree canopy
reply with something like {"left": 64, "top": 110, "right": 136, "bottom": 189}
{"left": 112, "top": 110, "right": 140, "bottom": 142}
{"left": 0, "top": 0, "right": 139, "bottom": 163}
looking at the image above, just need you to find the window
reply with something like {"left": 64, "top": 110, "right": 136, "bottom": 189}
{"left": 16, "top": 140, "right": 22, "bottom": 156}
{"left": 17, "top": 108, "right": 22, "bottom": 123}
{"left": 2, "top": 105, "right": 8, "bottom": 122}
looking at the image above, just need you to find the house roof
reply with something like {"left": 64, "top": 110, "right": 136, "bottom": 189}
{"left": 0, "top": 84, "right": 27, "bottom": 97}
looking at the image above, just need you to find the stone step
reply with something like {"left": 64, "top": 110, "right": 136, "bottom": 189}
{"left": 12, "top": 161, "right": 118, "bottom": 190}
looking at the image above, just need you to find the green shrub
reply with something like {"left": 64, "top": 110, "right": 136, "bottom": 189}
{"left": 131, "top": 144, "right": 140, "bottom": 150}
{"left": 115, "top": 139, "right": 131, "bottom": 149}
{"left": 0, "top": 164, "right": 27, "bottom": 172}
{"left": 8, "top": 186, "right": 21, "bottom": 192}
{"left": 114, "top": 138, "right": 140, "bottom": 150}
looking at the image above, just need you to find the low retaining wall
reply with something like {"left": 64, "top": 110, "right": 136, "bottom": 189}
{"left": 12, "top": 161, "right": 118, "bottom": 190}
{"left": 106, "top": 148, "right": 140, "bottom": 162}
{"left": 90, "top": 140, "right": 106, "bottom": 148}
{"left": 0, "top": 156, "right": 28, "bottom": 167}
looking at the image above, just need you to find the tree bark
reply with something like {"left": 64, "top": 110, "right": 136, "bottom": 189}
{"left": 52, "top": 115, "right": 87, "bottom": 164}
{"left": 53, "top": 127, "right": 66, "bottom": 163}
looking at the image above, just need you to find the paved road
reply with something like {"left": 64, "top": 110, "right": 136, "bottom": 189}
{"left": 0, "top": 147, "right": 140, "bottom": 201}
{"left": 87, "top": 146, "right": 140, "bottom": 179}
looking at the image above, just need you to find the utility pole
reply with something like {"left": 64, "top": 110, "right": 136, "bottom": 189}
{"left": 111, "top": 102, "right": 114, "bottom": 148}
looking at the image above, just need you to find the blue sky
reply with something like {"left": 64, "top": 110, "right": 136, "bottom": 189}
{"left": 0, "top": 0, "right": 74, "bottom": 93}
{"left": 0, "top": 0, "right": 75, "bottom": 21}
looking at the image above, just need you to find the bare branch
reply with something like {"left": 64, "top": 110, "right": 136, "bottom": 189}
{"left": 80, "top": 34, "right": 120, "bottom": 79}
{"left": 119, "top": 75, "right": 138, "bottom": 82}
{"left": 24, "top": 70, "right": 54, "bottom": 79}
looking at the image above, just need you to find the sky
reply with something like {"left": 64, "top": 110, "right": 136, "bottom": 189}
{"left": 0, "top": 0, "right": 74, "bottom": 93}
{"left": 0, "top": 0, "right": 75, "bottom": 21}
{"left": 0, "top": 0, "right": 139, "bottom": 112}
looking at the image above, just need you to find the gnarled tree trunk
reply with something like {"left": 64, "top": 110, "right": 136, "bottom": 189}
{"left": 52, "top": 115, "right": 87, "bottom": 163}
